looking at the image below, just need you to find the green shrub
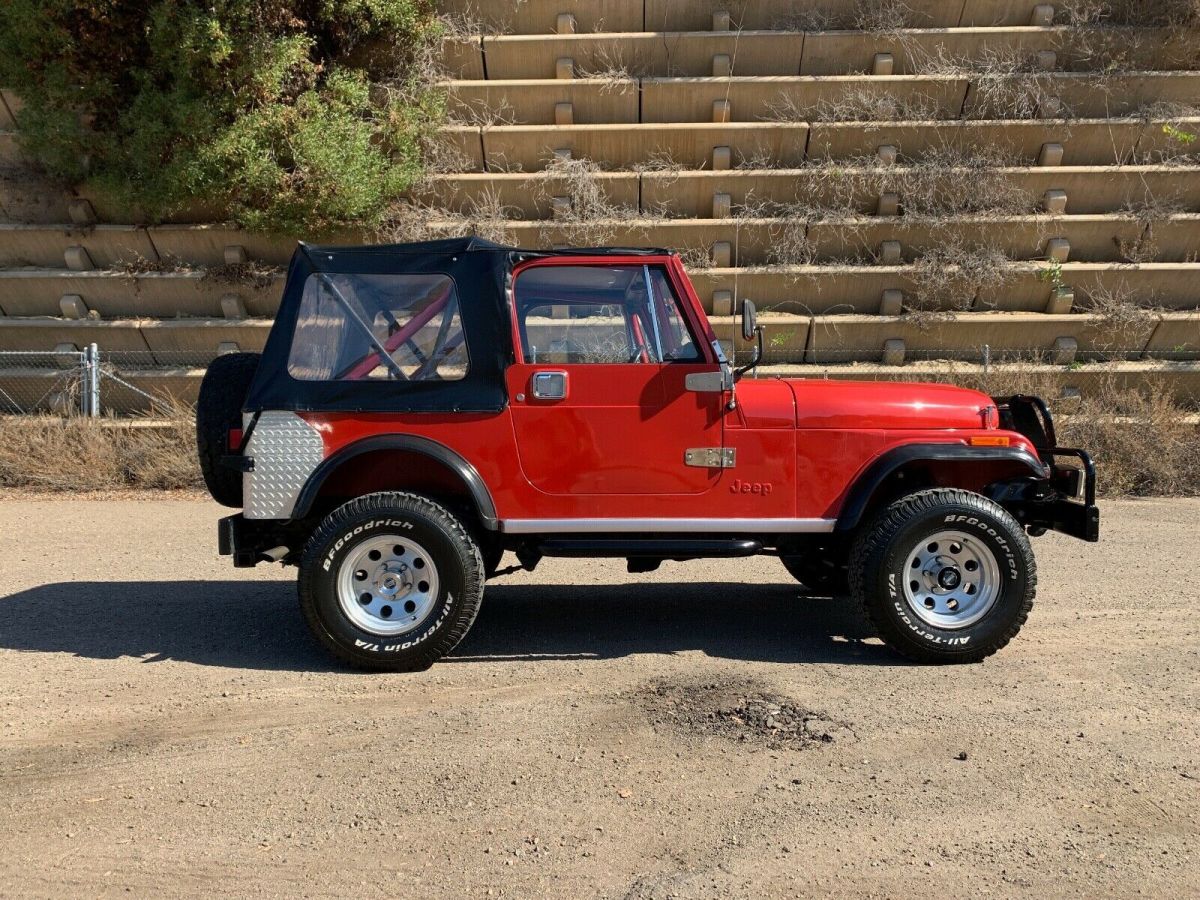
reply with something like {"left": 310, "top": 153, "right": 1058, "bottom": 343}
{"left": 0, "top": 1, "right": 443, "bottom": 234}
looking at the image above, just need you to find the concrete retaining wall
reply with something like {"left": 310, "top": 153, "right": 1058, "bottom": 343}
{"left": 481, "top": 32, "right": 807, "bottom": 79}
{"left": 636, "top": 167, "right": 1200, "bottom": 217}
{"left": 807, "top": 118, "right": 1152, "bottom": 165}
{"left": 446, "top": 79, "right": 640, "bottom": 125}
{"left": 1, "top": 15, "right": 1197, "bottom": 397}
{"left": 420, "top": 172, "right": 640, "bottom": 217}
{"left": 803, "top": 215, "right": 1149, "bottom": 263}
{"left": 1145, "top": 216, "right": 1200, "bottom": 263}
{"left": 964, "top": 72, "right": 1200, "bottom": 118}
{"left": 0, "top": 174, "right": 73, "bottom": 224}
{"left": 0, "top": 318, "right": 151, "bottom": 352}
{"left": 645, "top": 0, "right": 956, "bottom": 31}
{"left": 692, "top": 264, "right": 1200, "bottom": 315}
{"left": 476, "top": 122, "right": 810, "bottom": 170}
{"left": 762, "top": 360, "right": 1200, "bottom": 403}
{"left": 0, "top": 225, "right": 158, "bottom": 267}
{"left": 437, "top": 0, "right": 1062, "bottom": 33}
{"left": 438, "top": 0, "right": 644, "bottom": 34}
{"left": 799, "top": 27, "right": 1058, "bottom": 75}
{"left": 0, "top": 271, "right": 283, "bottom": 318}
{"left": 138, "top": 319, "right": 271, "bottom": 359}
{"left": 454, "top": 116, "right": 1196, "bottom": 170}
{"left": 441, "top": 37, "right": 485, "bottom": 80}
{"left": 640, "top": 75, "right": 969, "bottom": 122}
{"left": 147, "top": 226, "right": 300, "bottom": 267}
{"left": 803, "top": 312, "right": 1164, "bottom": 363}
{"left": 1146, "top": 313, "right": 1200, "bottom": 358}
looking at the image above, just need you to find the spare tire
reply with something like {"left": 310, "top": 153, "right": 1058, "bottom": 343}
{"left": 196, "top": 352, "right": 260, "bottom": 508}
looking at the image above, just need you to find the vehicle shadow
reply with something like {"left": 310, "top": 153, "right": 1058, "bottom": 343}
{"left": 455, "top": 581, "right": 899, "bottom": 666}
{"left": 0, "top": 579, "right": 901, "bottom": 671}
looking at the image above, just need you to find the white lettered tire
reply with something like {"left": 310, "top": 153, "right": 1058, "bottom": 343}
{"left": 298, "top": 492, "right": 484, "bottom": 671}
{"left": 849, "top": 488, "right": 1036, "bottom": 663}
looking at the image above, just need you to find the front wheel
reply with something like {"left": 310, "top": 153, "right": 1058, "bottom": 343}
{"left": 298, "top": 492, "right": 484, "bottom": 671}
{"left": 849, "top": 488, "right": 1036, "bottom": 664}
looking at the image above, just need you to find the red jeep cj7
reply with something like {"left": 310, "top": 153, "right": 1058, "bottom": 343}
{"left": 197, "top": 238, "right": 1099, "bottom": 671}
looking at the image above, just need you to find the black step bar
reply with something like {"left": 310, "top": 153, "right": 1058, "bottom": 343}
{"left": 533, "top": 538, "right": 762, "bottom": 558}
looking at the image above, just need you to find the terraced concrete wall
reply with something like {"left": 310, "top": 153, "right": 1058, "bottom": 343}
{"left": 1, "top": 1, "right": 1198, "bottom": 409}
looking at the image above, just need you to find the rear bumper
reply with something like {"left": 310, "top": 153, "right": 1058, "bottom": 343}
{"left": 218, "top": 514, "right": 295, "bottom": 567}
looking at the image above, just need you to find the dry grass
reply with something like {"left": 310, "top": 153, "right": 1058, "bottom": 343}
{"left": 115, "top": 254, "right": 195, "bottom": 276}
{"left": 437, "top": 6, "right": 505, "bottom": 39}
{"left": 2, "top": 383, "right": 1193, "bottom": 497}
{"left": 803, "top": 148, "right": 1031, "bottom": 218}
{"left": 1060, "top": 387, "right": 1200, "bottom": 495}
{"left": 1079, "top": 280, "right": 1165, "bottom": 354}
{"left": 444, "top": 95, "right": 518, "bottom": 128}
{"left": 2, "top": 363, "right": 1197, "bottom": 498}
{"left": 0, "top": 414, "right": 201, "bottom": 491}
{"left": 912, "top": 366, "right": 1200, "bottom": 496}
{"left": 532, "top": 156, "right": 644, "bottom": 247}
{"left": 771, "top": 0, "right": 923, "bottom": 32}
{"left": 907, "top": 241, "right": 1012, "bottom": 321}
{"left": 1114, "top": 194, "right": 1187, "bottom": 261}
{"left": 203, "top": 260, "right": 282, "bottom": 290}
{"left": 1056, "top": 0, "right": 1200, "bottom": 30}
{"left": 114, "top": 255, "right": 282, "bottom": 288}
{"left": 768, "top": 87, "right": 944, "bottom": 123}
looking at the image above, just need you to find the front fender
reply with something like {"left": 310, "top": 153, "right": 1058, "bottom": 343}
{"left": 834, "top": 443, "right": 1048, "bottom": 532}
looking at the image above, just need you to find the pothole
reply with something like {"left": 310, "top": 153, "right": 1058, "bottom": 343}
{"left": 635, "top": 676, "right": 852, "bottom": 750}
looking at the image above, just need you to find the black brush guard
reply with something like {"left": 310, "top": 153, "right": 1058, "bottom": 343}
{"left": 993, "top": 395, "right": 1100, "bottom": 542}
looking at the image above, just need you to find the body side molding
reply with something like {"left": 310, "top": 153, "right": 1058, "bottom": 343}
{"left": 501, "top": 518, "right": 835, "bottom": 534}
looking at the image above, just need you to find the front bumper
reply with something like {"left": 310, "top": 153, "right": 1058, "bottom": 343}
{"left": 1030, "top": 447, "right": 1100, "bottom": 542}
{"left": 994, "top": 395, "right": 1100, "bottom": 542}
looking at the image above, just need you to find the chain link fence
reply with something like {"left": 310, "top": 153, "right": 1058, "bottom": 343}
{"left": 0, "top": 341, "right": 1192, "bottom": 417}
{"left": 0, "top": 348, "right": 94, "bottom": 415}
{"left": 0, "top": 346, "right": 214, "bottom": 416}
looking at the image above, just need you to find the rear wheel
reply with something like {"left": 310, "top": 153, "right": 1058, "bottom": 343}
{"left": 849, "top": 488, "right": 1035, "bottom": 663}
{"left": 298, "top": 492, "right": 484, "bottom": 671}
{"left": 195, "top": 352, "right": 260, "bottom": 507}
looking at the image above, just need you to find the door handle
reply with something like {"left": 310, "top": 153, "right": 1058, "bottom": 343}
{"left": 531, "top": 370, "right": 568, "bottom": 400}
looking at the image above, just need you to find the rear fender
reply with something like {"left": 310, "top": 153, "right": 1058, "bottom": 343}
{"left": 292, "top": 435, "right": 498, "bottom": 529}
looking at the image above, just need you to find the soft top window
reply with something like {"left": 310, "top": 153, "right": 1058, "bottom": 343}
{"left": 287, "top": 273, "right": 468, "bottom": 382}
{"left": 515, "top": 263, "right": 701, "bottom": 365}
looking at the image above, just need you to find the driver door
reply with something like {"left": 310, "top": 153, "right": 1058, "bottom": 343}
{"left": 506, "top": 261, "right": 725, "bottom": 495}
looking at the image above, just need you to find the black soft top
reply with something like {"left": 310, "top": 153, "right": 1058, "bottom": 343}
{"left": 244, "top": 237, "right": 673, "bottom": 414}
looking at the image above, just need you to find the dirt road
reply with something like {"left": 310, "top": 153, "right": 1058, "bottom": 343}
{"left": 0, "top": 496, "right": 1196, "bottom": 897}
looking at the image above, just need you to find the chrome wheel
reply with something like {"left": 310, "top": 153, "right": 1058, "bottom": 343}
{"left": 336, "top": 535, "right": 440, "bottom": 636}
{"left": 902, "top": 530, "right": 1000, "bottom": 630}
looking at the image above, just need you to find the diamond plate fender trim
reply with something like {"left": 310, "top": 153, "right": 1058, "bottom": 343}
{"left": 242, "top": 411, "right": 326, "bottom": 520}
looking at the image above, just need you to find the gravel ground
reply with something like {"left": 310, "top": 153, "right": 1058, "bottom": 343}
{"left": 0, "top": 497, "right": 1196, "bottom": 898}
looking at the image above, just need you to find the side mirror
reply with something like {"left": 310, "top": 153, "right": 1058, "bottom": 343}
{"left": 734, "top": 299, "right": 763, "bottom": 380}
{"left": 741, "top": 300, "right": 757, "bottom": 341}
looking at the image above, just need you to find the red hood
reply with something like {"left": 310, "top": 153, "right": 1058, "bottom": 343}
{"left": 738, "top": 378, "right": 995, "bottom": 430}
